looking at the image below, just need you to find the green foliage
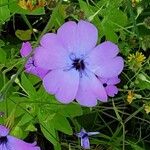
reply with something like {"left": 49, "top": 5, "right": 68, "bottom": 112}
{"left": 15, "top": 29, "right": 32, "bottom": 41}
{"left": 0, "top": 0, "right": 150, "bottom": 149}
{"left": 0, "top": 0, "right": 10, "bottom": 24}
{"left": 9, "top": 1, "right": 45, "bottom": 15}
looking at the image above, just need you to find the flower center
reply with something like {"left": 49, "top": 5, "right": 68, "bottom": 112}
{"left": 82, "top": 133, "right": 88, "bottom": 139}
{"left": 72, "top": 59, "right": 85, "bottom": 71}
{"left": 0, "top": 136, "right": 8, "bottom": 145}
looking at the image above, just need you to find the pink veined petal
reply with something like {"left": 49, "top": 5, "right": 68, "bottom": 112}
{"left": 34, "top": 42, "right": 70, "bottom": 70}
{"left": 107, "top": 77, "right": 121, "bottom": 85}
{"left": 87, "top": 56, "right": 124, "bottom": 78}
{"left": 76, "top": 71, "right": 107, "bottom": 107}
{"left": 43, "top": 69, "right": 79, "bottom": 103}
{"left": 7, "top": 136, "right": 40, "bottom": 150}
{"left": 105, "top": 85, "right": 118, "bottom": 97}
{"left": 57, "top": 20, "right": 98, "bottom": 56}
{"left": 20, "top": 42, "right": 32, "bottom": 57}
{"left": 0, "top": 125, "right": 9, "bottom": 136}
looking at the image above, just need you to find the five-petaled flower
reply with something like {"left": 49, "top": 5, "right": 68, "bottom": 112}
{"left": 20, "top": 42, "right": 48, "bottom": 79}
{"left": 76, "top": 128, "right": 99, "bottom": 149}
{"left": 0, "top": 125, "right": 40, "bottom": 150}
{"left": 31, "top": 20, "right": 123, "bottom": 107}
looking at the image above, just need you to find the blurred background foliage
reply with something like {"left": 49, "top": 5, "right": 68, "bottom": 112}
{"left": 0, "top": 0, "right": 150, "bottom": 149}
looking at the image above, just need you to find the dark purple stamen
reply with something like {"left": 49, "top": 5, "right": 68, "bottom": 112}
{"left": 0, "top": 136, "right": 8, "bottom": 145}
{"left": 103, "top": 83, "right": 107, "bottom": 87}
{"left": 72, "top": 59, "right": 85, "bottom": 71}
{"left": 82, "top": 133, "right": 88, "bottom": 139}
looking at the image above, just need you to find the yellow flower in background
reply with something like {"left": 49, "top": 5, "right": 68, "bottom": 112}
{"left": 18, "top": 0, "right": 47, "bottom": 11}
{"left": 127, "top": 90, "right": 135, "bottom": 104}
{"left": 131, "top": 0, "right": 142, "bottom": 7}
{"left": 128, "top": 52, "right": 145, "bottom": 63}
{"left": 128, "top": 51, "right": 146, "bottom": 70}
{"left": 144, "top": 104, "right": 150, "bottom": 114}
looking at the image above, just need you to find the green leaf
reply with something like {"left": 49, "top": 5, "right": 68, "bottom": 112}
{"left": 101, "top": 8, "right": 127, "bottom": 42}
{"left": 53, "top": 113, "right": 73, "bottom": 135}
{"left": 78, "top": 0, "right": 92, "bottom": 18}
{"left": 21, "top": 73, "right": 36, "bottom": 98}
{"left": 0, "top": 39, "right": 5, "bottom": 47}
{"left": 60, "top": 103, "right": 83, "bottom": 117}
{"left": 49, "top": 2, "right": 65, "bottom": 29}
{"left": 9, "top": 1, "right": 45, "bottom": 15}
{"left": 0, "top": 0, "right": 10, "bottom": 24}
{"left": 136, "top": 73, "right": 150, "bottom": 90}
{"left": 0, "top": 48, "right": 6, "bottom": 63}
{"left": 128, "top": 140, "right": 144, "bottom": 150}
{"left": 11, "top": 126, "right": 26, "bottom": 139}
{"left": 38, "top": 110, "right": 58, "bottom": 146}
{"left": 97, "top": 0, "right": 123, "bottom": 9}
{"left": 15, "top": 29, "right": 32, "bottom": 41}
{"left": 17, "top": 113, "right": 33, "bottom": 126}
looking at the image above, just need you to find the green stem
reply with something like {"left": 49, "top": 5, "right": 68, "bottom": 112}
{"left": 21, "top": 14, "right": 37, "bottom": 40}
{"left": 112, "top": 100, "right": 125, "bottom": 150}
{"left": 126, "top": 0, "right": 139, "bottom": 37}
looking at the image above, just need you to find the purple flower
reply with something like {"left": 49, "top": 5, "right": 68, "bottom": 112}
{"left": 76, "top": 128, "right": 99, "bottom": 149}
{"left": 100, "top": 77, "right": 121, "bottom": 97}
{"left": 34, "top": 20, "right": 124, "bottom": 107}
{"left": 20, "top": 42, "right": 48, "bottom": 79}
{"left": 0, "top": 125, "right": 40, "bottom": 150}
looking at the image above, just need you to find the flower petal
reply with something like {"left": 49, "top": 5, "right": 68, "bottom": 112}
{"left": 7, "top": 136, "right": 40, "bottom": 150}
{"left": 87, "top": 56, "right": 124, "bottom": 78}
{"left": 40, "top": 33, "right": 58, "bottom": 48}
{"left": 105, "top": 85, "right": 118, "bottom": 97}
{"left": 107, "top": 77, "right": 120, "bottom": 85}
{"left": 0, "top": 125, "right": 9, "bottom": 136}
{"left": 76, "top": 71, "right": 107, "bottom": 107}
{"left": 43, "top": 69, "right": 79, "bottom": 103}
{"left": 81, "top": 136, "right": 90, "bottom": 149}
{"left": 76, "top": 20, "right": 98, "bottom": 54}
{"left": 96, "top": 57, "right": 124, "bottom": 78}
{"left": 57, "top": 21, "right": 77, "bottom": 52}
{"left": 87, "top": 132, "right": 100, "bottom": 136}
{"left": 86, "top": 41, "right": 124, "bottom": 78}
{"left": 88, "top": 41, "right": 119, "bottom": 59}
{"left": 34, "top": 38, "right": 70, "bottom": 70}
{"left": 20, "top": 42, "right": 32, "bottom": 57}
{"left": 25, "top": 57, "right": 48, "bottom": 79}
{"left": 57, "top": 20, "right": 98, "bottom": 56}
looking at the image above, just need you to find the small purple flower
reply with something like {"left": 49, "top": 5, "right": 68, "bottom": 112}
{"left": 0, "top": 125, "right": 40, "bottom": 150}
{"left": 34, "top": 20, "right": 124, "bottom": 106}
{"left": 20, "top": 42, "right": 32, "bottom": 57}
{"left": 100, "top": 77, "right": 121, "bottom": 97}
{"left": 20, "top": 42, "right": 48, "bottom": 79}
{"left": 76, "top": 128, "right": 99, "bottom": 149}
